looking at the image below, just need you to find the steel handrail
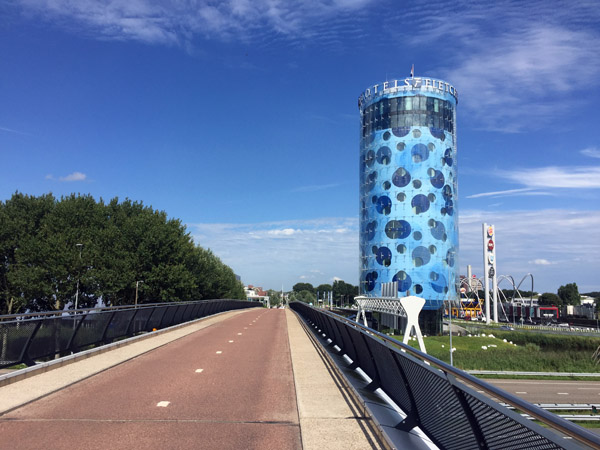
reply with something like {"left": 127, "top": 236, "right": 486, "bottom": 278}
{"left": 0, "top": 299, "right": 245, "bottom": 322}
{"left": 309, "top": 305, "right": 600, "bottom": 449}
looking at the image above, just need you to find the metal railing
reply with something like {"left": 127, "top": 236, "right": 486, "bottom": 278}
{"left": 0, "top": 299, "right": 259, "bottom": 369}
{"left": 290, "top": 301, "right": 600, "bottom": 450}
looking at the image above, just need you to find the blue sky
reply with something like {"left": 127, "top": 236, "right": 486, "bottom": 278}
{"left": 2, "top": 0, "right": 600, "bottom": 294}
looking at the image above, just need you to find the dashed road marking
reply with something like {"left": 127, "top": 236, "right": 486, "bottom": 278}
{"left": 195, "top": 369, "right": 204, "bottom": 373}
{"left": 237, "top": 333, "right": 242, "bottom": 335}
{"left": 557, "top": 392, "right": 569, "bottom": 395}
{"left": 516, "top": 392, "right": 527, "bottom": 394}
{"left": 157, "top": 401, "right": 170, "bottom": 407}
{"left": 216, "top": 351, "right": 222, "bottom": 354}
{"left": 228, "top": 340, "right": 234, "bottom": 343}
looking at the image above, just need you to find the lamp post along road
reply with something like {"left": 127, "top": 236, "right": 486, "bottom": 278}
{"left": 135, "top": 281, "right": 143, "bottom": 307}
{"left": 74, "top": 243, "right": 83, "bottom": 312}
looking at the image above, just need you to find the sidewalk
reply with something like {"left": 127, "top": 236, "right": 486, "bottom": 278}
{"left": 286, "top": 309, "right": 383, "bottom": 449}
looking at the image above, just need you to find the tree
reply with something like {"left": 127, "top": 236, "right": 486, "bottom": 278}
{"left": 293, "top": 282, "right": 314, "bottom": 294}
{"left": 332, "top": 279, "right": 359, "bottom": 305}
{"left": 538, "top": 292, "right": 561, "bottom": 306}
{"left": 0, "top": 193, "right": 246, "bottom": 314}
{"left": 558, "top": 283, "right": 581, "bottom": 306}
{"left": 316, "top": 284, "right": 332, "bottom": 295}
{"left": 267, "top": 289, "right": 282, "bottom": 307}
{"left": 297, "top": 290, "right": 316, "bottom": 304}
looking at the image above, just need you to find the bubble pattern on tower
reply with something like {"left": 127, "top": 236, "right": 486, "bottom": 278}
{"left": 359, "top": 79, "right": 459, "bottom": 310}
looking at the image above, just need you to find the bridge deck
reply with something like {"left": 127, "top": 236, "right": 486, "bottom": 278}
{"left": 0, "top": 308, "right": 382, "bottom": 450}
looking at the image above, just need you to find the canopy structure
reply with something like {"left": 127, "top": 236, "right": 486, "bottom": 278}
{"left": 354, "top": 295, "right": 427, "bottom": 353}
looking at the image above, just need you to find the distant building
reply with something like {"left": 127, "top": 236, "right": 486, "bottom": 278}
{"left": 358, "top": 75, "right": 459, "bottom": 310}
{"left": 244, "top": 285, "right": 268, "bottom": 302}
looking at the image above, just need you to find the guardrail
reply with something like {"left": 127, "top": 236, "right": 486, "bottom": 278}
{"left": 290, "top": 301, "right": 600, "bottom": 450}
{"left": 0, "top": 299, "right": 259, "bottom": 369}
{"left": 454, "top": 319, "right": 600, "bottom": 335}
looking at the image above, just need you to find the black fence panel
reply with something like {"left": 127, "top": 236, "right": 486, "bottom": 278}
{"left": 159, "top": 305, "right": 178, "bottom": 328}
{"left": 0, "top": 300, "right": 258, "bottom": 369}
{"left": 27, "top": 317, "right": 76, "bottom": 360}
{"left": 365, "top": 338, "right": 414, "bottom": 416}
{"left": 71, "top": 312, "right": 114, "bottom": 350}
{"left": 181, "top": 304, "right": 194, "bottom": 323}
{"left": 461, "top": 389, "right": 564, "bottom": 450}
{"left": 172, "top": 304, "right": 189, "bottom": 325}
{"left": 289, "top": 302, "right": 592, "bottom": 450}
{"left": 195, "top": 302, "right": 208, "bottom": 319}
{"left": 395, "top": 353, "right": 479, "bottom": 450}
{"left": 345, "top": 326, "right": 379, "bottom": 384}
{"left": 0, "top": 320, "right": 39, "bottom": 366}
{"left": 146, "top": 306, "right": 168, "bottom": 331}
{"left": 129, "top": 308, "right": 153, "bottom": 334}
{"left": 336, "top": 321, "right": 359, "bottom": 364}
{"left": 105, "top": 309, "right": 136, "bottom": 342}
{"left": 324, "top": 315, "right": 345, "bottom": 351}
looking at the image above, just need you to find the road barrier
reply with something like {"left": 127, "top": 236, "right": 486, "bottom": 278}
{"left": 0, "top": 300, "right": 259, "bottom": 369}
{"left": 290, "top": 301, "right": 600, "bottom": 450}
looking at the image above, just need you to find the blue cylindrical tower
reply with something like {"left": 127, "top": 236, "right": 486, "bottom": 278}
{"left": 358, "top": 76, "right": 459, "bottom": 309}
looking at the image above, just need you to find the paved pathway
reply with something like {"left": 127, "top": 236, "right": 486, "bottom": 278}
{"left": 0, "top": 308, "right": 380, "bottom": 450}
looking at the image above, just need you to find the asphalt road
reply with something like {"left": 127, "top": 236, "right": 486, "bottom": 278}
{"left": 483, "top": 379, "right": 600, "bottom": 404}
{"left": 0, "top": 309, "right": 301, "bottom": 450}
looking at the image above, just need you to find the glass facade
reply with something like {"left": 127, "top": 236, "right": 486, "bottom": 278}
{"left": 359, "top": 78, "right": 459, "bottom": 310}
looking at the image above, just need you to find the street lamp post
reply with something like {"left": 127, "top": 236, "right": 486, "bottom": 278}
{"left": 74, "top": 243, "right": 83, "bottom": 312}
{"left": 135, "top": 281, "right": 144, "bottom": 307}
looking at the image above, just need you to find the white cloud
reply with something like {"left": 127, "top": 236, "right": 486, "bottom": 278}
{"left": 581, "top": 147, "right": 600, "bottom": 159}
{"left": 466, "top": 188, "right": 538, "bottom": 199}
{"left": 529, "top": 259, "right": 553, "bottom": 265}
{"left": 267, "top": 228, "right": 297, "bottom": 236}
{"left": 403, "top": 0, "right": 600, "bottom": 132}
{"left": 15, "top": 0, "right": 374, "bottom": 46}
{"left": 292, "top": 183, "right": 340, "bottom": 193}
{"left": 58, "top": 171, "right": 87, "bottom": 182}
{"left": 189, "top": 217, "right": 358, "bottom": 290}
{"left": 459, "top": 209, "right": 600, "bottom": 293}
{"left": 445, "top": 25, "right": 600, "bottom": 131}
{"left": 189, "top": 209, "right": 600, "bottom": 293}
{"left": 498, "top": 166, "right": 600, "bottom": 189}
{"left": 0, "top": 125, "right": 29, "bottom": 135}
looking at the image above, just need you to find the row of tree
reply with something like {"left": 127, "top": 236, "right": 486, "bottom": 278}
{"left": 0, "top": 193, "right": 245, "bottom": 314}
{"left": 538, "top": 283, "right": 585, "bottom": 307}
{"left": 291, "top": 280, "right": 358, "bottom": 305}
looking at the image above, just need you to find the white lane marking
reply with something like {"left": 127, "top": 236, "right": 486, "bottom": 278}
{"left": 244, "top": 327, "right": 247, "bottom": 329}
{"left": 228, "top": 340, "right": 234, "bottom": 343}
{"left": 491, "top": 381, "right": 600, "bottom": 386}
{"left": 516, "top": 392, "right": 528, "bottom": 394}
{"left": 216, "top": 351, "right": 222, "bottom": 354}
{"left": 157, "top": 401, "right": 170, "bottom": 407}
{"left": 195, "top": 369, "right": 204, "bottom": 373}
{"left": 557, "top": 392, "right": 569, "bottom": 395}
{"left": 237, "top": 333, "right": 242, "bottom": 335}
{"left": 477, "top": 390, "right": 484, "bottom": 393}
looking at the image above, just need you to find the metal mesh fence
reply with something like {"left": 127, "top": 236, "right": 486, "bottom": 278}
{"left": 290, "top": 301, "right": 590, "bottom": 450}
{"left": 0, "top": 299, "right": 258, "bottom": 369}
